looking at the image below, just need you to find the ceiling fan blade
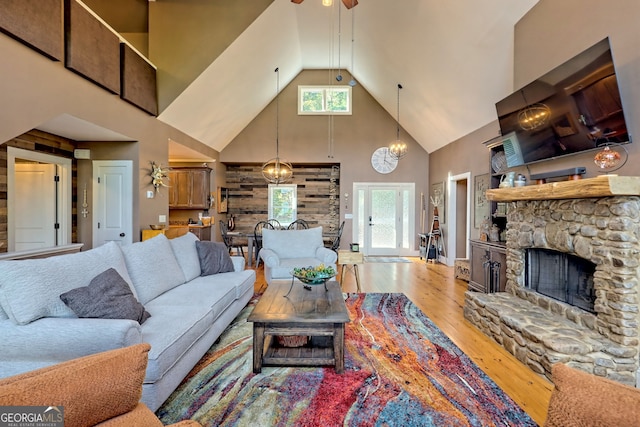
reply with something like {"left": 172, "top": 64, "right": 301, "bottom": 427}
{"left": 341, "top": 0, "right": 358, "bottom": 9}
{"left": 291, "top": 0, "right": 304, "bottom": 4}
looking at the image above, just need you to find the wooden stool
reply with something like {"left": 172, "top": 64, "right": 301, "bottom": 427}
{"left": 338, "top": 250, "right": 363, "bottom": 292}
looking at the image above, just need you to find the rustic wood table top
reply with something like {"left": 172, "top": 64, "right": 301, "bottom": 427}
{"left": 248, "top": 280, "right": 350, "bottom": 324}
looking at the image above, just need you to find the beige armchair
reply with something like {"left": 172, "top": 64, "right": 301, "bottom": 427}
{"left": 0, "top": 343, "right": 200, "bottom": 427}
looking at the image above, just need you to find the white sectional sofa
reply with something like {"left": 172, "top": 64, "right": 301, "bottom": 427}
{"left": 0, "top": 232, "right": 255, "bottom": 411}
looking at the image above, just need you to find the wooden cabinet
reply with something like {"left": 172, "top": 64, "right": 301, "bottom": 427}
{"left": 469, "top": 239, "right": 506, "bottom": 293}
{"left": 168, "top": 167, "right": 211, "bottom": 209}
{"left": 188, "top": 225, "right": 211, "bottom": 241}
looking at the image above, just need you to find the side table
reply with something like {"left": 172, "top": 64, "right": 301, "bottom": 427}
{"left": 338, "top": 250, "right": 363, "bottom": 292}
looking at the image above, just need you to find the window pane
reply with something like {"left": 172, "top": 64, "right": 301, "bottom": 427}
{"left": 301, "top": 90, "right": 323, "bottom": 112}
{"left": 268, "top": 184, "right": 297, "bottom": 226}
{"left": 327, "top": 88, "right": 348, "bottom": 112}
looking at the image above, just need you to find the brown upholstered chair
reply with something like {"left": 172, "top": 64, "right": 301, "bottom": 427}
{"left": 0, "top": 343, "right": 200, "bottom": 427}
{"left": 545, "top": 363, "right": 640, "bottom": 426}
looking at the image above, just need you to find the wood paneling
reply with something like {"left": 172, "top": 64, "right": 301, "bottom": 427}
{"left": 225, "top": 164, "right": 340, "bottom": 235}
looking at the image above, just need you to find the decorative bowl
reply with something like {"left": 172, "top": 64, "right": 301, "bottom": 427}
{"left": 149, "top": 224, "right": 165, "bottom": 230}
{"left": 292, "top": 272, "right": 336, "bottom": 285}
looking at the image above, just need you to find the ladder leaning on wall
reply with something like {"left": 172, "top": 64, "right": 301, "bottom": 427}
{"left": 426, "top": 205, "right": 446, "bottom": 263}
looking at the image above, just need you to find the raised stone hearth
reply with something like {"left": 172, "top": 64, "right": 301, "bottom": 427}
{"left": 464, "top": 176, "right": 640, "bottom": 385}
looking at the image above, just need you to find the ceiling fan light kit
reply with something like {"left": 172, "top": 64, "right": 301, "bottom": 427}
{"left": 262, "top": 67, "right": 293, "bottom": 184}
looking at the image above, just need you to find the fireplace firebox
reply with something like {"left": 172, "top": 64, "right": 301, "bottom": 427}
{"left": 526, "top": 248, "right": 596, "bottom": 313}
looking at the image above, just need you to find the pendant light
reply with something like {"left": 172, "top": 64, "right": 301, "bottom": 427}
{"left": 262, "top": 68, "right": 293, "bottom": 184}
{"left": 389, "top": 83, "right": 407, "bottom": 160}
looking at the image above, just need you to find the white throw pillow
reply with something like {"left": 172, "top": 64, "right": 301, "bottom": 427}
{"left": 169, "top": 232, "right": 201, "bottom": 282}
{"left": 120, "top": 234, "right": 186, "bottom": 305}
{"left": 0, "top": 242, "right": 133, "bottom": 325}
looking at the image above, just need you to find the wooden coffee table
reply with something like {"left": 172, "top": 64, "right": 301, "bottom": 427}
{"left": 247, "top": 280, "right": 350, "bottom": 373}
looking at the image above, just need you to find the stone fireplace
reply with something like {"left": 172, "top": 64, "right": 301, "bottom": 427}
{"left": 464, "top": 176, "right": 640, "bottom": 386}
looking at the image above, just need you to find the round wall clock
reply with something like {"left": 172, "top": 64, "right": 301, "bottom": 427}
{"left": 371, "top": 147, "right": 398, "bottom": 174}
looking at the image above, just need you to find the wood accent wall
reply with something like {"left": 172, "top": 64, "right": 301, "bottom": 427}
{"left": 224, "top": 164, "right": 340, "bottom": 236}
{"left": 0, "top": 131, "right": 78, "bottom": 253}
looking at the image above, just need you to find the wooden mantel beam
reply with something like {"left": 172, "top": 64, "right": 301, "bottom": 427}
{"left": 485, "top": 175, "right": 640, "bottom": 202}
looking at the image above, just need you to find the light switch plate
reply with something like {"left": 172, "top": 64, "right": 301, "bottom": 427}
{"left": 159, "top": 215, "right": 166, "bottom": 223}
{"left": 146, "top": 191, "right": 154, "bottom": 199}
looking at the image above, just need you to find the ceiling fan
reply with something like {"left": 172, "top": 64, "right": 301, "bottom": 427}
{"left": 291, "top": 0, "right": 358, "bottom": 9}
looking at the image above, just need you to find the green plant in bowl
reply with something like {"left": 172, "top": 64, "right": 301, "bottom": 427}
{"left": 292, "top": 264, "right": 336, "bottom": 285}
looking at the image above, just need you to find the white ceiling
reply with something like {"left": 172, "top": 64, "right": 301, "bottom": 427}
{"left": 36, "top": 0, "right": 538, "bottom": 159}
{"left": 158, "top": 0, "right": 539, "bottom": 156}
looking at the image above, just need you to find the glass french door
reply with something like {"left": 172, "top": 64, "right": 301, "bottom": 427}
{"left": 353, "top": 183, "right": 414, "bottom": 256}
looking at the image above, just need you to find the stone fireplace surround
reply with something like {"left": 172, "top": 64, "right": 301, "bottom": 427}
{"left": 464, "top": 176, "right": 640, "bottom": 386}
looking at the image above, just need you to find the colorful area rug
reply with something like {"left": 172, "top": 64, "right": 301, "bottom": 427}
{"left": 364, "top": 257, "right": 412, "bottom": 263}
{"left": 157, "top": 293, "right": 535, "bottom": 426}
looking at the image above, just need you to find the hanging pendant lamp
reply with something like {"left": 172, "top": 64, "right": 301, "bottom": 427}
{"left": 262, "top": 68, "right": 293, "bottom": 184}
{"left": 389, "top": 83, "right": 407, "bottom": 160}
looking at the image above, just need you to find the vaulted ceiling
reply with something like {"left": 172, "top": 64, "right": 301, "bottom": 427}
{"left": 84, "top": 0, "right": 540, "bottom": 157}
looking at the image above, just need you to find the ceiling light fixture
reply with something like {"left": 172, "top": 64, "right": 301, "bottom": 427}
{"left": 262, "top": 68, "right": 293, "bottom": 184}
{"left": 517, "top": 89, "right": 550, "bottom": 131}
{"left": 389, "top": 83, "right": 407, "bottom": 160}
{"left": 322, "top": 0, "right": 332, "bottom": 6}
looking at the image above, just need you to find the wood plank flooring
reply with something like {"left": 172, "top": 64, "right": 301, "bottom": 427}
{"left": 251, "top": 257, "right": 553, "bottom": 426}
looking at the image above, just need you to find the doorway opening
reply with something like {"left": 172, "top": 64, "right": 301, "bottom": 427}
{"left": 446, "top": 172, "right": 471, "bottom": 265}
{"left": 7, "top": 147, "right": 72, "bottom": 252}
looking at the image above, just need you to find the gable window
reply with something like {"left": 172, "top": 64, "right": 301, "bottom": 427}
{"left": 298, "top": 86, "right": 352, "bottom": 115}
{"left": 268, "top": 184, "right": 297, "bottom": 227}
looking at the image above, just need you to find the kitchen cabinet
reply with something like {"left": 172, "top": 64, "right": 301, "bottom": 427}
{"left": 469, "top": 239, "right": 506, "bottom": 293}
{"left": 168, "top": 167, "right": 211, "bottom": 209}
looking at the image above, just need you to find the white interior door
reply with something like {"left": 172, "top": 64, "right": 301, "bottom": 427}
{"left": 14, "top": 163, "right": 57, "bottom": 251}
{"left": 93, "top": 161, "right": 133, "bottom": 247}
{"left": 7, "top": 147, "right": 72, "bottom": 252}
{"left": 354, "top": 183, "right": 415, "bottom": 256}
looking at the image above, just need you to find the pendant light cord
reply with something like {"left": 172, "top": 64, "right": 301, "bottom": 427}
{"left": 275, "top": 67, "right": 280, "bottom": 158}
{"left": 396, "top": 83, "right": 402, "bottom": 140}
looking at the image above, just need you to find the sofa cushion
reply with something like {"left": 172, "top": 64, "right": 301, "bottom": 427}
{"left": 169, "top": 232, "right": 201, "bottom": 282}
{"left": 121, "top": 234, "right": 186, "bottom": 305}
{"left": 262, "top": 226, "right": 323, "bottom": 259}
{"left": 60, "top": 268, "right": 151, "bottom": 324}
{"left": 544, "top": 363, "right": 640, "bottom": 427}
{"left": 142, "top": 286, "right": 236, "bottom": 382}
{"left": 196, "top": 241, "right": 234, "bottom": 276}
{"left": 0, "top": 241, "right": 133, "bottom": 325}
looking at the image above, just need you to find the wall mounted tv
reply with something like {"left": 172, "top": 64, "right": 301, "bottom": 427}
{"left": 495, "top": 37, "right": 630, "bottom": 168}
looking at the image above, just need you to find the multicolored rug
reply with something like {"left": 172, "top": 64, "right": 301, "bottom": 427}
{"left": 157, "top": 293, "right": 535, "bottom": 426}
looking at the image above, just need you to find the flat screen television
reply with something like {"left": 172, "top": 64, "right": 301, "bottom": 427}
{"left": 495, "top": 37, "right": 631, "bottom": 168}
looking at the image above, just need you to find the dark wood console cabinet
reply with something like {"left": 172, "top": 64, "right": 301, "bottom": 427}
{"left": 469, "top": 239, "right": 507, "bottom": 293}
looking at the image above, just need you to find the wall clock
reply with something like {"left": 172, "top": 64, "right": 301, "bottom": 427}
{"left": 371, "top": 147, "right": 398, "bottom": 174}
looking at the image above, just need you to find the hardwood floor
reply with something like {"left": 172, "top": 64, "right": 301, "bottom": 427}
{"left": 251, "top": 257, "right": 553, "bottom": 426}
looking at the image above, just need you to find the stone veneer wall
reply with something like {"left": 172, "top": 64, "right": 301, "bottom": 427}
{"left": 465, "top": 196, "right": 640, "bottom": 385}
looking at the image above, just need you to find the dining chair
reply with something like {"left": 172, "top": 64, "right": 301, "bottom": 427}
{"left": 328, "top": 220, "right": 345, "bottom": 252}
{"left": 287, "top": 219, "right": 309, "bottom": 230}
{"left": 253, "top": 221, "right": 276, "bottom": 267}
{"left": 219, "top": 220, "right": 245, "bottom": 257}
{"left": 267, "top": 219, "right": 282, "bottom": 230}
